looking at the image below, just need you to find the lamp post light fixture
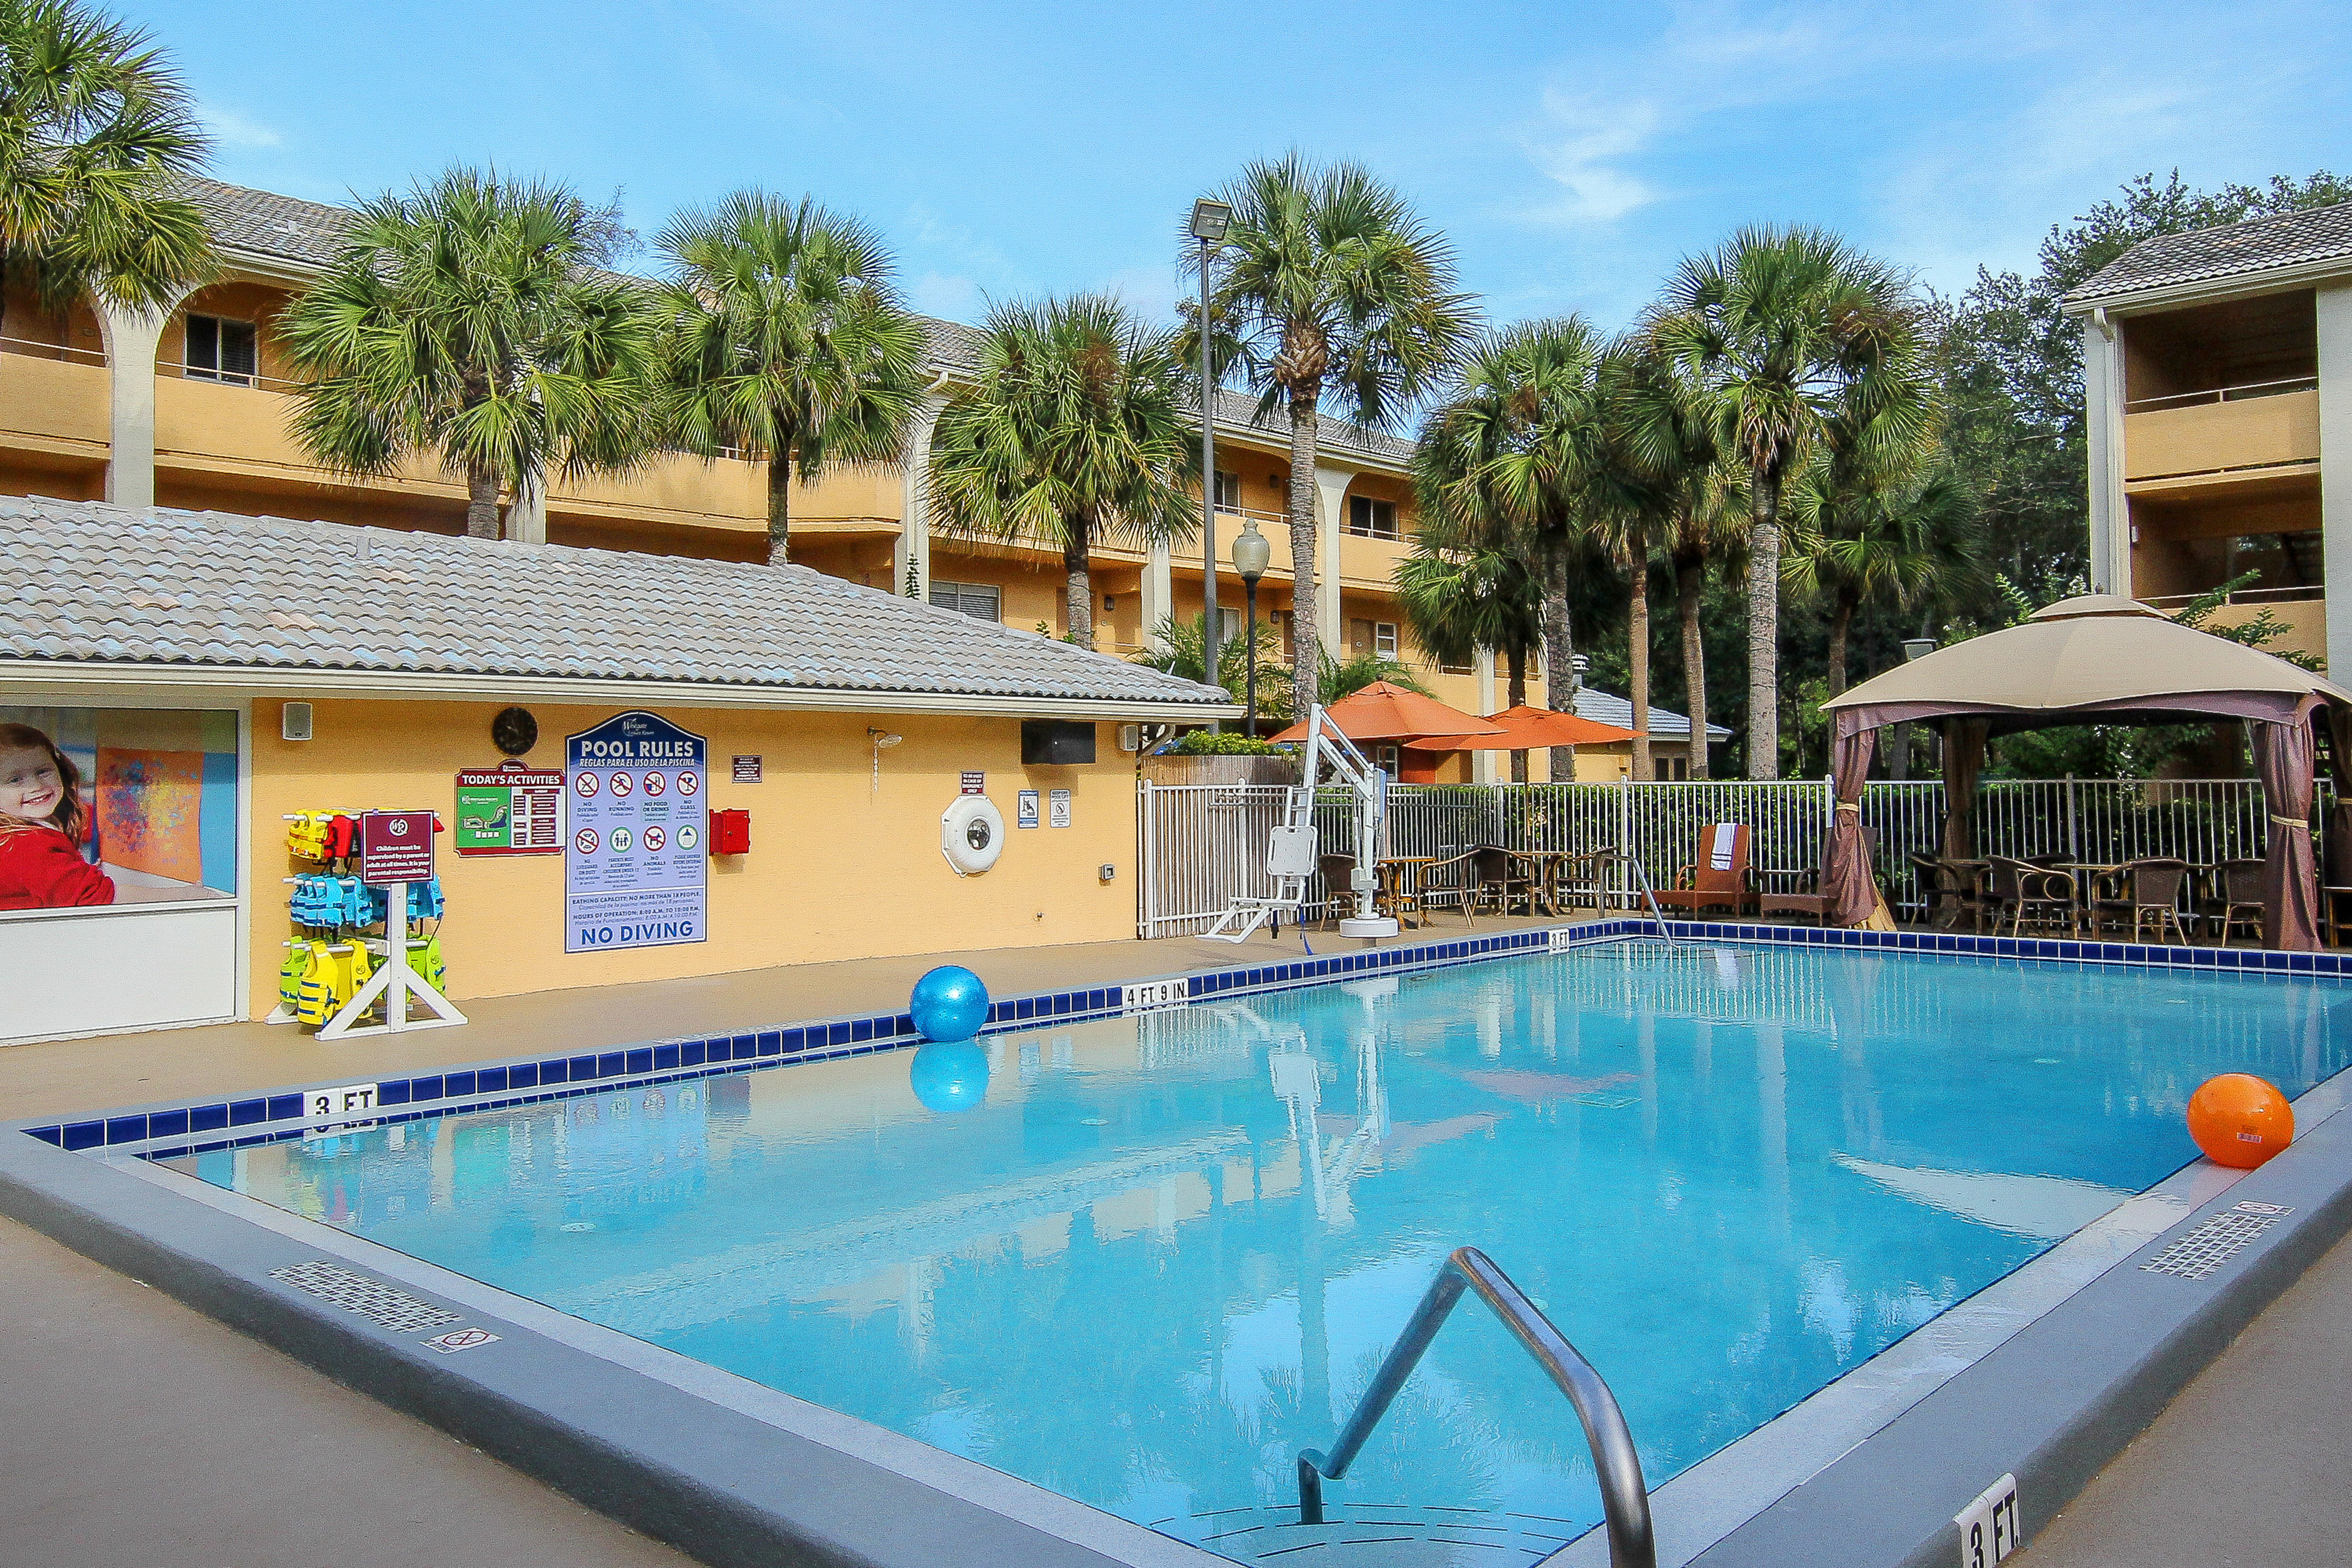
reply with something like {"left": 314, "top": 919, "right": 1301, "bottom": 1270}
{"left": 1232, "top": 519, "right": 1271, "bottom": 738}
{"left": 1190, "top": 198, "right": 1232, "bottom": 687}
{"left": 1891, "top": 636, "right": 1939, "bottom": 781}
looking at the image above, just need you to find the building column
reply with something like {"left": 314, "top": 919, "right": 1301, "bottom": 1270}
{"left": 506, "top": 466, "right": 547, "bottom": 543}
{"left": 1314, "top": 464, "right": 1352, "bottom": 659}
{"left": 1472, "top": 648, "right": 1498, "bottom": 784}
{"left": 2082, "top": 316, "right": 2130, "bottom": 596}
{"left": 894, "top": 387, "right": 948, "bottom": 600}
{"left": 94, "top": 297, "right": 182, "bottom": 509}
{"left": 2318, "top": 287, "right": 2352, "bottom": 677}
{"left": 1141, "top": 541, "right": 1173, "bottom": 651}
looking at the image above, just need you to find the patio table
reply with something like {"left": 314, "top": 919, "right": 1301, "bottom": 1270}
{"left": 1374, "top": 857, "right": 1438, "bottom": 929}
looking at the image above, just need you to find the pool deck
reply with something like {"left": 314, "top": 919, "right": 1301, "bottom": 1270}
{"left": 11, "top": 912, "right": 2352, "bottom": 1567}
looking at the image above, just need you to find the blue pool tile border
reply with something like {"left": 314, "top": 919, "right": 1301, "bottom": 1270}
{"left": 25, "top": 918, "right": 2352, "bottom": 1161}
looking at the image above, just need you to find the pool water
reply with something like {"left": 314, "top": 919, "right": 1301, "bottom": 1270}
{"left": 172, "top": 942, "right": 2352, "bottom": 1552}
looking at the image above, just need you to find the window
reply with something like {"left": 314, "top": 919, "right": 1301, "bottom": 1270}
{"left": 184, "top": 314, "right": 258, "bottom": 385}
{"left": 1347, "top": 496, "right": 1398, "bottom": 540}
{"left": 928, "top": 580, "right": 1001, "bottom": 622}
{"left": 1436, "top": 656, "right": 1475, "bottom": 676}
{"left": 1212, "top": 470, "right": 1241, "bottom": 511}
{"left": 1218, "top": 607, "right": 1241, "bottom": 644}
{"left": 1351, "top": 619, "right": 1398, "bottom": 658}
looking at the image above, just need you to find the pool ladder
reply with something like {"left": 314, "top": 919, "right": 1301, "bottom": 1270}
{"left": 1564, "top": 847, "right": 1680, "bottom": 945}
{"left": 1295, "top": 1246, "right": 1656, "bottom": 1568}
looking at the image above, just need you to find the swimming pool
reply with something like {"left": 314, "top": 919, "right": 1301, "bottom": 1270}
{"left": 167, "top": 938, "right": 2352, "bottom": 1557}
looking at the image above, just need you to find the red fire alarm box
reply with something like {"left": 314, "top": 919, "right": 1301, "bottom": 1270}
{"left": 710, "top": 808, "right": 751, "bottom": 855}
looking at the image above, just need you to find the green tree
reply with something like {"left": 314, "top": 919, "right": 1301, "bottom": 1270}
{"left": 1787, "top": 462, "right": 1977, "bottom": 700}
{"left": 281, "top": 169, "right": 661, "bottom": 540}
{"left": 1652, "top": 226, "right": 1931, "bottom": 778}
{"left": 0, "top": 0, "right": 213, "bottom": 339}
{"left": 1316, "top": 647, "right": 1429, "bottom": 706}
{"left": 1394, "top": 538, "right": 1544, "bottom": 778}
{"left": 1133, "top": 610, "right": 1292, "bottom": 718}
{"left": 1414, "top": 318, "right": 1609, "bottom": 780}
{"left": 928, "top": 294, "right": 1196, "bottom": 647}
{"left": 659, "top": 191, "right": 927, "bottom": 566}
{"left": 1194, "top": 153, "right": 1476, "bottom": 707}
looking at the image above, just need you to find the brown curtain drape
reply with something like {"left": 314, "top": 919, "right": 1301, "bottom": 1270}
{"left": 1942, "top": 718, "right": 1990, "bottom": 862}
{"left": 2255, "top": 714, "right": 2320, "bottom": 951}
{"left": 2325, "top": 706, "right": 2352, "bottom": 887}
{"left": 1827, "top": 713, "right": 1882, "bottom": 927}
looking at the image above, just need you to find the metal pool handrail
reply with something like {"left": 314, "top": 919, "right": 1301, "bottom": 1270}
{"left": 1570, "top": 846, "right": 1679, "bottom": 943}
{"left": 1294, "top": 1246, "right": 1656, "bottom": 1568}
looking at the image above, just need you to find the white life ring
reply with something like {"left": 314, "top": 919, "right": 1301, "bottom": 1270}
{"left": 941, "top": 795, "right": 1005, "bottom": 876}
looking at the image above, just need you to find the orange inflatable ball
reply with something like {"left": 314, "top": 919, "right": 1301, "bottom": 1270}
{"left": 2186, "top": 1074, "right": 2294, "bottom": 1169}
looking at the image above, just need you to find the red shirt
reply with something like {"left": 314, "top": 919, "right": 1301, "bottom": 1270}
{"left": 0, "top": 822, "right": 117, "bottom": 911}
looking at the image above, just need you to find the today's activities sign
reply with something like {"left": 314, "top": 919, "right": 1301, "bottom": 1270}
{"left": 564, "top": 711, "right": 707, "bottom": 954}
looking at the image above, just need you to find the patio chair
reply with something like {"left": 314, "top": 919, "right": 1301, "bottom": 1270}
{"left": 1416, "top": 848, "right": 1484, "bottom": 925}
{"left": 2088, "top": 858, "right": 2191, "bottom": 945}
{"left": 2200, "top": 858, "right": 2264, "bottom": 945}
{"left": 1655, "top": 823, "right": 1759, "bottom": 917}
{"left": 1759, "top": 830, "right": 1877, "bottom": 926}
{"left": 1910, "top": 852, "right": 1990, "bottom": 932}
{"left": 1986, "top": 855, "right": 2079, "bottom": 938}
{"left": 1465, "top": 845, "right": 1540, "bottom": 919}
{"left": 1317, "top": 854, "right": 1358, "bottom": 932}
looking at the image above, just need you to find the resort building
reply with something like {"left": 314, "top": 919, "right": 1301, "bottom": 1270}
{"left": 0, "top": 494, "right": 1232, "bottom": 1042}
{"left": 0, "top": 177, "right": 1562, "bottom": 768}
{"left": 2070, "top": 202, "right": 2352, "bottom": 670}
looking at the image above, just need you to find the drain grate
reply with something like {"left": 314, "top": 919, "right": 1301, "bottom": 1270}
{"left": 268, "top": 1261, "right": 462, "bottom": 1332}
{"left": 2139, "top": 1201, "right": 2294, "bottom": 1281}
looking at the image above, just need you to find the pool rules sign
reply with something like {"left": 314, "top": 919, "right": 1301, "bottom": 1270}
{"left": 564, "top": 711, "right": 707, "bottom": 953}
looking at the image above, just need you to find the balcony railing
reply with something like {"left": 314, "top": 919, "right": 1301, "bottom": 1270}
{"left": 0, "top": 334, "right": 106, "bottom": 367}
{"left": 2125, "top": 375, "right": 2318, "bottom": 413}
{"left": 2140, "top": 584, "right": 2323, "bottom": 610}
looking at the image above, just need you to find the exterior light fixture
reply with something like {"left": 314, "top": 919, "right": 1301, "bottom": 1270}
{"left": 869, "top": 727, "right": 902, "bottom": 799}
{"left": 1188, "top": 199, "right": 1233, "bottom": 242}
{"left": 1902, "top": 637, "right": 1939, "bottom": 662}
{"left": 1232, "top": 521, "right": 1272, "bottom": 740}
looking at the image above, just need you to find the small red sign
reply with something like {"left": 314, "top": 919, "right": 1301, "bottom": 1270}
{"left": 358, "top": 810, "right": 437, "bottom": 887}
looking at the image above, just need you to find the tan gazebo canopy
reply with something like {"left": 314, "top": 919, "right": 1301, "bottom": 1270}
{"left": 1818, "top": 596, "right": 2352, "bottom": 949}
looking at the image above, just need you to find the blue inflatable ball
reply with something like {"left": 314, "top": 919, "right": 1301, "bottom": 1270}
{"left": 909, "top": 1041, "right": 991, "bottom": 1115}
{"left": 911, "top": 964, "right": 990, "bottom": 1042}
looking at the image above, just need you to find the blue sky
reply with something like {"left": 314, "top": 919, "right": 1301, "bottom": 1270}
{"left": 154, "top": 0, "right": 2352, "bottom": 332}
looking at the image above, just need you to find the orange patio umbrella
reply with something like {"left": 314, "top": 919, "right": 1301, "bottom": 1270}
{"left": 1265, "top": 681, "right": 1508, "bottom": 744}
{"left": 1412, "top": 704, "right": 1644, "bottom": 751}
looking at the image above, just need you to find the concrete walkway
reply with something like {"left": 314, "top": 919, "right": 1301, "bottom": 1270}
{"left": 0, "top": 1212, "right": 693, "bottom": 1568}
{"left": 2010, "top": 1224, "right": 2352, "bottom": 1568}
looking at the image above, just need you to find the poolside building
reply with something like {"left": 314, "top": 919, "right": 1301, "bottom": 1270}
{"left": 0, "top": 176, "right": 1578, "bottom": 773}
{"left": 2069, "top": 201, "right": 2352, "bottom": 670}
{"left": 0, "top": 494, "right": 1235, "bottom": 1044}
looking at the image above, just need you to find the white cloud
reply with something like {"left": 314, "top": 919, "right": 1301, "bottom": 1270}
{"left": 1523, "top": 91, "right": 1664, "bottom": 224}
{"left": 201, "top": 105, "right": 282, "bottom": 151}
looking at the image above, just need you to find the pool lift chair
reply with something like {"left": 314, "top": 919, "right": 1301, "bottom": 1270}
{"left": 1203, "top": 704, "right": 1401, "bottom": 944}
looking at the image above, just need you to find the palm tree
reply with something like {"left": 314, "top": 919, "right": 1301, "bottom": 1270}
{"left": 928, "top": 294, "right": 1195, "bottom": 647}
{"left": 1413, "top": 318, "right": 1608, "bottom": 781}
{"left": 1787, "top": 460, "right": 1978, "bottom": 700}
{"left": 659, "top": 192, "right": 927, "bottom": 566}
{"left": 1603, "top": 336, "right": 1725, "bottom": 781}
{"left": 1194, "top": 153, "right": 1476, "bottom": 708}
{"left": 1651, "top": 226, "right": 1929, "bottom": 778}
{"left": 1317, "top": 647, "right": 1430, "bottom": 706}
{"left": 0, "top": 0, "right": 213, "bottom": 340}
{"left": 280, "top": 168, "right": 661, "bottom": 540}
{"left": 1133, "top": 610, "right": 1292, "bottom": 717}
{"left": 1394, "top": 539, "right": 1544, "bottom": 778}
{"left": 1659, "top": 474, "right": 1744, "bottom": 778}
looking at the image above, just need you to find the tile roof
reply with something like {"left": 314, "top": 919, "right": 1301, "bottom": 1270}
{"left": 0, "top": 495, "right": 1234, "bottom": 711}
{"left": 1569, "top": 687, "right": 1732, "bottom": 741}
{"left": 2066, "top": 202, "right": 2352, "bottom": 306}
{"left": 178, "top": 176, "right": 1408, "bottom": 467}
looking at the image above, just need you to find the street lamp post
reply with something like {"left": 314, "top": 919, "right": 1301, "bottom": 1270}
{"left": 1234, "top": 520, "right": 1271, "bottom": 739}
{"left": 1190, "top": 198, "right": 1232, "bottom": 693}
{"left": 1890, "top": 636, "right": 1939, "bottom": 781}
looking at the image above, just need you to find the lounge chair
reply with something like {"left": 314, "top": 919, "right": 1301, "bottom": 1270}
{"left": 1655, "top": 823, "right": 1758, "bottom": 917}
{"left": 1759, "top": 830, "right": 1876, "bottom": 926}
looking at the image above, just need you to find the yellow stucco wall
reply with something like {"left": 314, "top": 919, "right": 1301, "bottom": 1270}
{"left": 250, "top": 698, "right": 1138, "bottom": 1017}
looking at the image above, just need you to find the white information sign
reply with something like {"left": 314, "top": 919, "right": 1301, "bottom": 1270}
{"left": 1049, "top": 788, "right": 1072, "bottom": 828}
{"left": 1017, "top": 789, "right": 1040, "bottom": 828}
{"left": 565, "top": 711, "right": 707, "bottom": 953}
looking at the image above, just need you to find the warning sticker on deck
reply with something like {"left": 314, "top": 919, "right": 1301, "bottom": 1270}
{"left": 423, "top": 1328, "right": 501, "bottom": 1354}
